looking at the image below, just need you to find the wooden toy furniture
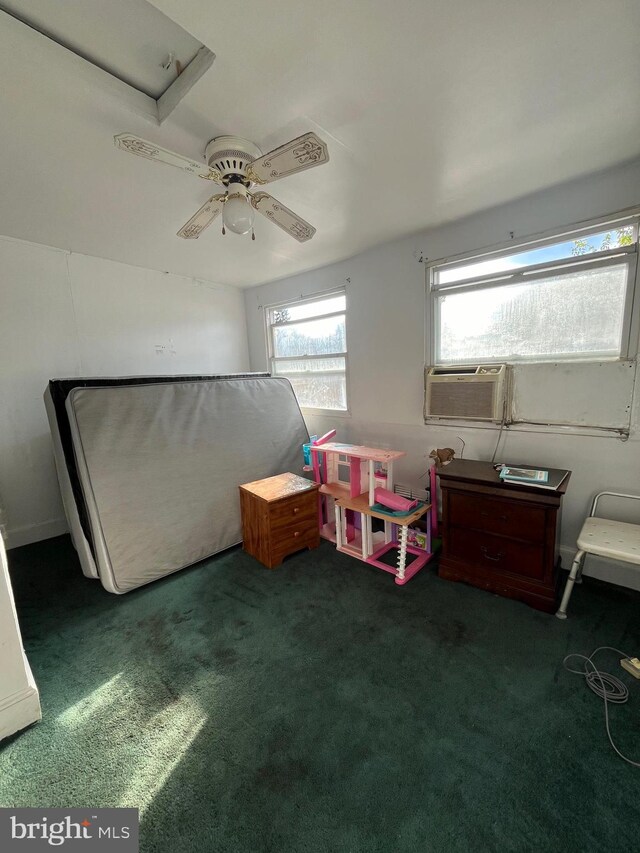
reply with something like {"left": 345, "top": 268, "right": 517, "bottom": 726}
{"left": 556, "top": 491, "right": 640, "bottom": 619}
{"left": 438, "top": 459, "right": 571, "bottom": 613}
{"left": 310, "top": 442, "right": 436, "bottom": 584}
{"left": 239, "top": 473, "right": 320, "bottom": 569}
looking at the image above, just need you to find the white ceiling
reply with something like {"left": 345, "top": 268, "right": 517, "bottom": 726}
{"left": 0, "top": 0, "right": 202, "bottom": 98}
{"left": 0, "top": 0, "right": 639, "bottom": 288}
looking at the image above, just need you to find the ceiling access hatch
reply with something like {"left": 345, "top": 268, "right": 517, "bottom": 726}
{"left": 0, "top": 0, "right": 214, "bottom": 123}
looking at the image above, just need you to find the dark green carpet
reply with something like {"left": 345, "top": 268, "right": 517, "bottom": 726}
{"left": 2, "top": 536, "right": 639, "bottom": 852}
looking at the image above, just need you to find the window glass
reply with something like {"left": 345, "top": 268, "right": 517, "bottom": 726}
{"left": 270, "top": 294, "right": 345, "bottom": 323}
{"left": 286, "top": 374, "right": 347, "bottom": 410}
{"left": 267, "top": 291, "right": 348, "bottom": 411}
{"left": 437, "top": 263, "right": 628, "bottom": 362}
{"left": 272, "top": 316, "right": 346, "bottom": 358}
{"left": 437, "top": 225, "right": 635, "bottom": 286}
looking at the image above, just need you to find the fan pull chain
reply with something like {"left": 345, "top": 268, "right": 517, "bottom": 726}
{"left": 221, "top": 224, "right": 226, "bottom": 236}
{"left": 252, "top": 229, "right": 255, "bottom": 241}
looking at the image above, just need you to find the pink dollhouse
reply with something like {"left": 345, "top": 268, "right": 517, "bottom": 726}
{"left": 308, "top": 434, "right": 437, "bottom": 584}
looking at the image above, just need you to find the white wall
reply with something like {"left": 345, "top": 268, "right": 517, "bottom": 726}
{"left": 0, "top": 236, "right": 250, "bottom": 549}
{"left": 245, "top": 158, "right": 640, "bottom": 590}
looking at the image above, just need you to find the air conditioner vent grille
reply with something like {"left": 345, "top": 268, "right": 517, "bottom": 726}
{"left": 429, "top": 382, "right": 495, "bottom": 419}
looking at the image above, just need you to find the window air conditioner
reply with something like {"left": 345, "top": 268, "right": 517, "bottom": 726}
{"left": 424, "top": 364, "right": 510, "bottom": 422}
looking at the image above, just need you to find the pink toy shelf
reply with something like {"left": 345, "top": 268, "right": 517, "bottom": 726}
{"left": 309, "top": 439, "right": 437, "bottom": 585}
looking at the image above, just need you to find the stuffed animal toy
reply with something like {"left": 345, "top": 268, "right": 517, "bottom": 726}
{"left": 429, "top": 447, "right": 456, "bottom": 467}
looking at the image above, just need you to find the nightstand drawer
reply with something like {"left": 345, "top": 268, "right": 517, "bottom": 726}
{"left": 449, "top": 527, "right": 545, "bottom": 581}
{"left": 449, "top": 492, "right": 546, "bottom": 542}
{"left": 271, "top": 520, "right": 319, "bottom": 554}
{"left": 269, "top": 492, "right": 318, "bottom": 530}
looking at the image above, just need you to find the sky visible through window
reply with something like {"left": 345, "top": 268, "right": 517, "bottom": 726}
{"left": 438, "top": 227, "right": 634, "bottom": 285}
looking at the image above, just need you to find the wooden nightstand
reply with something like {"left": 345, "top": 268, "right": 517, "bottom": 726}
{"left": 239, "top": 473, "right": 320, "bottom": 569}
{"left": 437, "top": 459, "right": 571, "bottom": 612}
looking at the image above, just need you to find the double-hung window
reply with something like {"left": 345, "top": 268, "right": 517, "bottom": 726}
{"left": 429, "top": 216, "right": 639, "bottom": 364}
{"left": 266, "top": 290, "right": 348, "bottom": 411}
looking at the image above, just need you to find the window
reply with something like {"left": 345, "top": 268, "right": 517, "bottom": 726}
{"left": 429, "top": 217, "right": 639, "bottom": 364}
{"left": 266, "top": 290, "right": 348, "bottom": 411}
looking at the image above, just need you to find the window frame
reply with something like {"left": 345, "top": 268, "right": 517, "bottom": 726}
{"left": 264, "top": 287, "right": 350, "bottom": 415}
{"left": 426, "top": 210, "right": 640, "bottom": 366}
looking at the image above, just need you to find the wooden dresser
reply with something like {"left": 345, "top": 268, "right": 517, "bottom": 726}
{"left": 438, "top": 460, "right": 570, "bottom": 612}
{"left": 239, "top": 473, "right": 320, "bottom": 569}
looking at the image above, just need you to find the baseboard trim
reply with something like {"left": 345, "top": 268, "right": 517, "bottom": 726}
{"left": 0, "top": 685, "right": 41, "bottom": 741}
{"left": 559, "top": 545, "right": 640, "bottom": 592}
{"left": 0, "top": 685, "right": 37, "bottom": 714}
{"left": 6, "top": 518, "right": 68, "bottom": 550}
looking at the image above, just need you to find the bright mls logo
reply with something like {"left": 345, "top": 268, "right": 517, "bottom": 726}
{"left": 0, "top": 808, "right": 138, "bottom": 850}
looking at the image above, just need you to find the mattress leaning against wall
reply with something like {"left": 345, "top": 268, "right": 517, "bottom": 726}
{"left": 44, "top": 374, "right": 268, "bottom": 580}
{"left": 46, "top": 376, "right": 309, "bottom": 593}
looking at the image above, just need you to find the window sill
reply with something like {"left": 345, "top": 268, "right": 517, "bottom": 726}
{"left": 300, "top": 407, "right": 351, "bottom": 419}
{"left": 434, "top": 355, "right": 632, "bottom": 368}
{"left": 424, "top": 418, "right": 629, "bottom": 439}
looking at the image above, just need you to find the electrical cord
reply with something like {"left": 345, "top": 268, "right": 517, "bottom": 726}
{"left": 490, "top": 418, "right": 506, "bottom": 464}
{"left": 562, "top": 646, "right": 640, "bottom": 767}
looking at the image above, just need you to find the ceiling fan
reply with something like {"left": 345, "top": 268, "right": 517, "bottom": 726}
{"left": 114, "top": 130, "right": 329, "bottom": 243}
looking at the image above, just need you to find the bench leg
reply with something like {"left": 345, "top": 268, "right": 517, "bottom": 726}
{"left": 556, "top": 550, "right": 585, "bottom": 620}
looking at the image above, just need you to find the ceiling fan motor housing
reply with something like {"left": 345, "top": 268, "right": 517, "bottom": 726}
{"left": 204, "top": 136, "right": 263, "bottom": 185}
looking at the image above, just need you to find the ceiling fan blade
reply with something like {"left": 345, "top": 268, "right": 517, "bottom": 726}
{"left": 250, "top": 192, "right": 316, "bottom": 242}
{"left": 246, "top": 132, "right": 329, "bottom": 185}
{"left": 177, "top": 194, "right": 226, "bottom": 239}
{"left": 114, "top": 134, "right": 222, "bottom": 183}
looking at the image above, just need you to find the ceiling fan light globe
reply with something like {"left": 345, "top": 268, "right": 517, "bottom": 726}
{"left": 223, "top": 195, "right": 255, "bottom": 235}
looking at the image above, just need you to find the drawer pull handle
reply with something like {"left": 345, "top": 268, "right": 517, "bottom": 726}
{"left": 292, "top": 507, "right": 300, "bottom": 514}
{"left": 293, "top": 531, "right": 300, "bottom": 538}
{"left": 481, "top": 546, "right": 504, "bottom": 562}
{"left": 480, "top": 511, "right": 508, "bottom": 522}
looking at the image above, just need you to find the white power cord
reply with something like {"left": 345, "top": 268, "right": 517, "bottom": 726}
{"left": 562, "top": 646, "right": 640, "bottom": 767}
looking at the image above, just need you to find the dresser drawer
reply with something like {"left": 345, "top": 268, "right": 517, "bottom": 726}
{"left": 449, "top": 492, "right": 546, "bottom": 543}
{"left": 269, "top": 492, "right": 317, "bottom": 531}
{"left": 448, "top": 527, "right": 545, "bottom": 581}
